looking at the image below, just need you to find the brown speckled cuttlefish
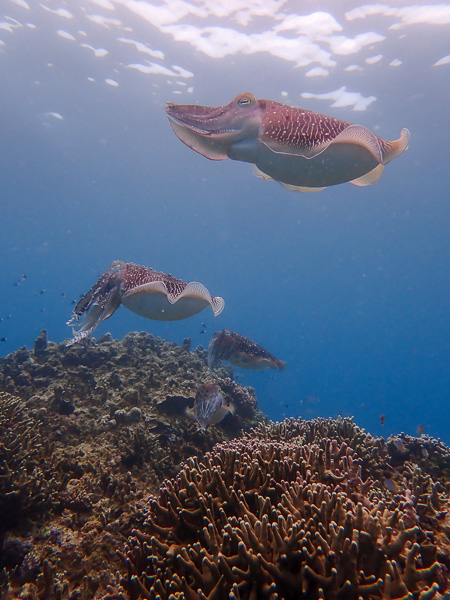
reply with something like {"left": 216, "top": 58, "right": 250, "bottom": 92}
{"left": 185, "top": 383, "right": 235, "bottom": 430}
{"left": 208, "top": 329, "right": 286, "bottom": 371}
{"left": 66, "top": 260, "right": 224, "bottom": 346}
{"left": 166, "top": 93, "right": 410, "bottom": 192}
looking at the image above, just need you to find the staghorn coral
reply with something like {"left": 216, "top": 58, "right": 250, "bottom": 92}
{"left": 117, "top": 431, "right": 449, "bottom": 600}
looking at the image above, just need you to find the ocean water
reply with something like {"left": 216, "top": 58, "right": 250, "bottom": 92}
{"left": 1, "top": 0, "right": 449, "bottom": 442}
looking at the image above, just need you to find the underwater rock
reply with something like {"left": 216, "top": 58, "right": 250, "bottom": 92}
{"left": 33, "top": 329, "right": 48, "bottom": 356}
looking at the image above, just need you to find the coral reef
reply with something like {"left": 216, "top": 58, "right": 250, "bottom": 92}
{"left": 0, "top": 391, "right": 67, "bottom": 534}
{"left": 0, "top": 331, "right": 262, "bottom": 599}
{"left": 116, "top": 425, "right": 450, "bottom": 600}
{"left": 0, "top": 333, "right": 449, "bottom": 599}
{"left": 0, "top": 330, "right": 262, "bottom": 472}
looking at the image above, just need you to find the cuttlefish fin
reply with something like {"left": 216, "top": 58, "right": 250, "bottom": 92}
{"left": 209, "top": 402, "right": 236, "bottom": 425}
{"left": 123, "top": 281, "right": 225, "bottom": 320}
{"left": 181, "top": 282, "right": 225, "bottom": 317}
{"left": 253, "top": 164, "right": 272, "bottom": 181}
{"left": 350, "top": 163, "right": 384, "bottom": 187}
{"left": 282, "top": 183, "right": 325, "bottom": 193}
{"left": 380, "top": 127, "right": 410, "bottom": 163}
{"left": 331, "top": 125, "right": 410, "bottom": 165}
{"left": 185, "top": 406, "right": 197, "bottom": 422}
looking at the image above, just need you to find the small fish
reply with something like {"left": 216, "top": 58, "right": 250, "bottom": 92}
{"left": 14, "top": 273, "right": 27, "bottom": 286}
{"left": 208, "top": 329, "right": 286, "bottom": 371}
{"left": 185, "top": 383, "right": 235, "bottom": 430}
{"left": 422, "top": 448, "right": 429, "bottom": 458}
{"left": 0, "top": 337, "right": 6, "bottom": 342}
{"left": 380, "top": 414, "right": 386, "bottom": 426}
{"left": 416, "top": 424, "right": 425, "bottom": 436}
{"left": 384, "top": 479, "right": 399, "bottom": 492}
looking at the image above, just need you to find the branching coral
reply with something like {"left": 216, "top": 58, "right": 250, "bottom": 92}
{"left": 117, "top": 434, "right": 447, "bottom": 600}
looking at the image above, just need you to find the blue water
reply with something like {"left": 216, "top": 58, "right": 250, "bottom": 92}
{"left": 1, "top": 1, "right": 449, "bottom": 442}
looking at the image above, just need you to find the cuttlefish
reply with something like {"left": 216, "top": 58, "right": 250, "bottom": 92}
{"left": 66, "top": 260, "right": 224, "bottom": 346}
{"left": 208, "top": 329, "right": 286, "bottom": 371}
{"left": 166, "top": 93, "right": 410, "bottom": 192}
{"left": 185, "top": 383, "right": 235, "bottom": 429}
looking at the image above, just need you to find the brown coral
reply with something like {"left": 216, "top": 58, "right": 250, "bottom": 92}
{"left": 0, "top": 331, "right": 264, "bottom": 598}
{"left": 118, "top": 434, "right": 448, "bottom": 600}
{"left": 0, "top": 391, "right": 68, "bottom": 534}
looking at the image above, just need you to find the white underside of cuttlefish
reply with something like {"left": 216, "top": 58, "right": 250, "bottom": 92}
{"left": 166, "top": 93, "right": 410, "bottom": 192}
{"left": 66, "top": 260, "right": 224, "bottom": 346}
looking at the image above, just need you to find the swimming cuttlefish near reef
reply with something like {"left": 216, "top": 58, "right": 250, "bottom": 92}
{"left": 208, "top": 329, "right": 286, "bottom": 371}
{"left": 185, "top": 383, "right": 235, "bottom": 430}
{"left": 66, "top": 260, "right": 224, "bottom": 346}
{"left": 166, "top": 93, "right": 410, "bottom": 192}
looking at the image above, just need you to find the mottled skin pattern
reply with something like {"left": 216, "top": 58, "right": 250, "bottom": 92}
{"left": 208, "top": 329, "right": 286, "bottom": 371}
{"left": 71, "top": 261, "right": 188, "bottom": 323}
{"left": 67, "top": 261, "right": 224, "bottom": 345}
{"left": 115, "top": 262, "right": 188, "bottom": 299}
{"left": 260, "top": 100, "right": 351, "bottom": 152}
{"left": 192, "top": 384, "right": 227, "bottom": 429}
{"left": 166, "top": 93, "right": 410, "bottom": 190}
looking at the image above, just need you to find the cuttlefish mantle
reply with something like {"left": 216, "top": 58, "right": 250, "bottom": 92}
{"left": 166, "top": 93, "right": 410, "bottom": 192}
{"left": 208, "top": 329, "right": 286, "bottom": 371}
{"left": 66, "top": 260, "right": 224, "bottom": 346}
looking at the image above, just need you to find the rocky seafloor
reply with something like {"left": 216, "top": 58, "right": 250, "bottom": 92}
{"left": 0, "top": 331, "right": 449, "bottom": 600}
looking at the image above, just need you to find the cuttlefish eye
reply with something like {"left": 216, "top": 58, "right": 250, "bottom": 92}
{"left": 237, "top": 96, "right": 253, "bottom": 107}
{"left": 110, "top": 260, "right": 125, "bottom": 270}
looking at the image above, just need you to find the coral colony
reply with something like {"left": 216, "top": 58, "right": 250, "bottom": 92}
{"left": 0, "top": 331, "right": 449, "bottom": 599}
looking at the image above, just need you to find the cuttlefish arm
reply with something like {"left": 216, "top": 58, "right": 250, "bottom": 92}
{"left": 166, "top": 93, "right": 410, "bottom": 191}
{"left": 66, "top": 260, "right": 126, "bottom": 346}
{"left": 66, "top": 261, "right": 225, "bottom": 346}
{"left": 166, "top": 93, "right": 263, "bottom": 161}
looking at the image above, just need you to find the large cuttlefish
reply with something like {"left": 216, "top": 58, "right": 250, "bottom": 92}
{"left": 66, "top": 260, "right": 224, "bottom": 346}
{"left": 166, "top": 93, "right": 410, "bottom": 192}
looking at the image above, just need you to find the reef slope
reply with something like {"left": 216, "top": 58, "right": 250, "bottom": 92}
{"left": 0, "top": 332, "right": 449, "bottom": 599}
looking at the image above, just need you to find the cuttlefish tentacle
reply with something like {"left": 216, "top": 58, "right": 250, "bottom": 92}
{"left": 166, "top": 93, "right": 410, "bottom": 192}
{"left": 66, "top": 261, "right": 224, "bottom": 346}
{"left": 66, "top": 260, "right": 126, "bottom": 345}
